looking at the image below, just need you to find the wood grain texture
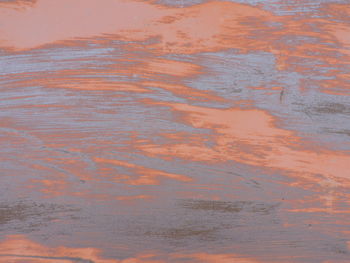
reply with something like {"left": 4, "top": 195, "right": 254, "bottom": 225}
{"left": 0, "top": 0, "right": 349, "bottom": 262}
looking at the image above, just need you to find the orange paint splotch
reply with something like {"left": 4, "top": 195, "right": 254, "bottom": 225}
{"left": 4, "top": 0, "right": 348, "bottom": 98}
{"left": 0, "top": 235, "right": 118, "bottom": 263}
{"left": 29, "top": 178, "right": 70, "bottom": 197}
{"left": 321, "top": 3, "right": 350, "bottom": 52}
{"left": 328, "top": 24, "right": 350, "bottom": 55}
{"left": 138, "top": 100, "right": 350, "bottom": 183}
{"left": 0, "top": 235, "right": 267, "bottom": 263}
{"left": 19, "top": 67, "right": 151, "bottom": 93}
{"left": 149, "top": 1, "right": 274, "bottom": 54}
{"left": 177, "top": 253, "right": 264, "bottom": 263}
{"left": 158, "top": 131, "right": 212, "bottom": 148}
{"left": 0, "top": 0, "right": 276, "bottom": 54}
{"left": 140, "top": 58, "right": 202, "bottom": 78}
{"left": 248, "top": 86, "right": 284, "bottom": 91}
{"left": 1, "top": 0, "right": 348, "bottom": 99}
{"left": 141, "top": 81, "right": 226, "bottom": 102}
{"left": 56, "top": 80, "right": 150, "bottom": 93}
{"left": 71, "top": 191, "right": 153, "bottom": 202}
{"left": 0, "top": 0, "right": 166, "bottom": 50}
{"left": 287, "top": 208, "right": 350, "bottom": 214}
{"left": 95, "top": 157, "right": 192, "bottom": 185}
{"left": 0, "top": 0, "right": 36, "bottom": 9}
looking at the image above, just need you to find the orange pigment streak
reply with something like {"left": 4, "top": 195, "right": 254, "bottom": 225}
{"left": 0, "top": 235, "right": 266, "bottom": 263}
{"left": 95, "top": 157, "right": 192, "bottom": 185}
{"left": 139, "top": 101, "right": 350, "bottom": 182}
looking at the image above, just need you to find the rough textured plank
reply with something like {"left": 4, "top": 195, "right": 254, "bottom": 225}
{"left": 0, "top": 0, "right": 349, "bottom": 262}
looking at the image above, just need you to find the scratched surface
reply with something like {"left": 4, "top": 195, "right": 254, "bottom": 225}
{"left": 0, "top": 0, "right": 349, "bottom": 262}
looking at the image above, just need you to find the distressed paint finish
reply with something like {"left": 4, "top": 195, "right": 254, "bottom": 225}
{"left": 0, "top": 0, "right": 349, "bottom": 262}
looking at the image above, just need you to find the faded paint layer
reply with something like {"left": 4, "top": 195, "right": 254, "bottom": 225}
{"left": 0, "top": 0, "right": 349, "bottom": 262}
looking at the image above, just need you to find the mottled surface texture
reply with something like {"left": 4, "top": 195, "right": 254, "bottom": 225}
{"left": 0, "top": 0, "right": 349, "bottom": 262}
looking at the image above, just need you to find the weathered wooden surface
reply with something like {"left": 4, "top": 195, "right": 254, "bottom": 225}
{"left": 0, "top": 0, "right": 349, "bottom": 262}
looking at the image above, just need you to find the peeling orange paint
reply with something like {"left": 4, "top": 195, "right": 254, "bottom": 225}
{"left": 139, "top": 100, "right": 350, "bottom": 182}
{"left": 0, "top": 0, "right": 349, "bottom": 262}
